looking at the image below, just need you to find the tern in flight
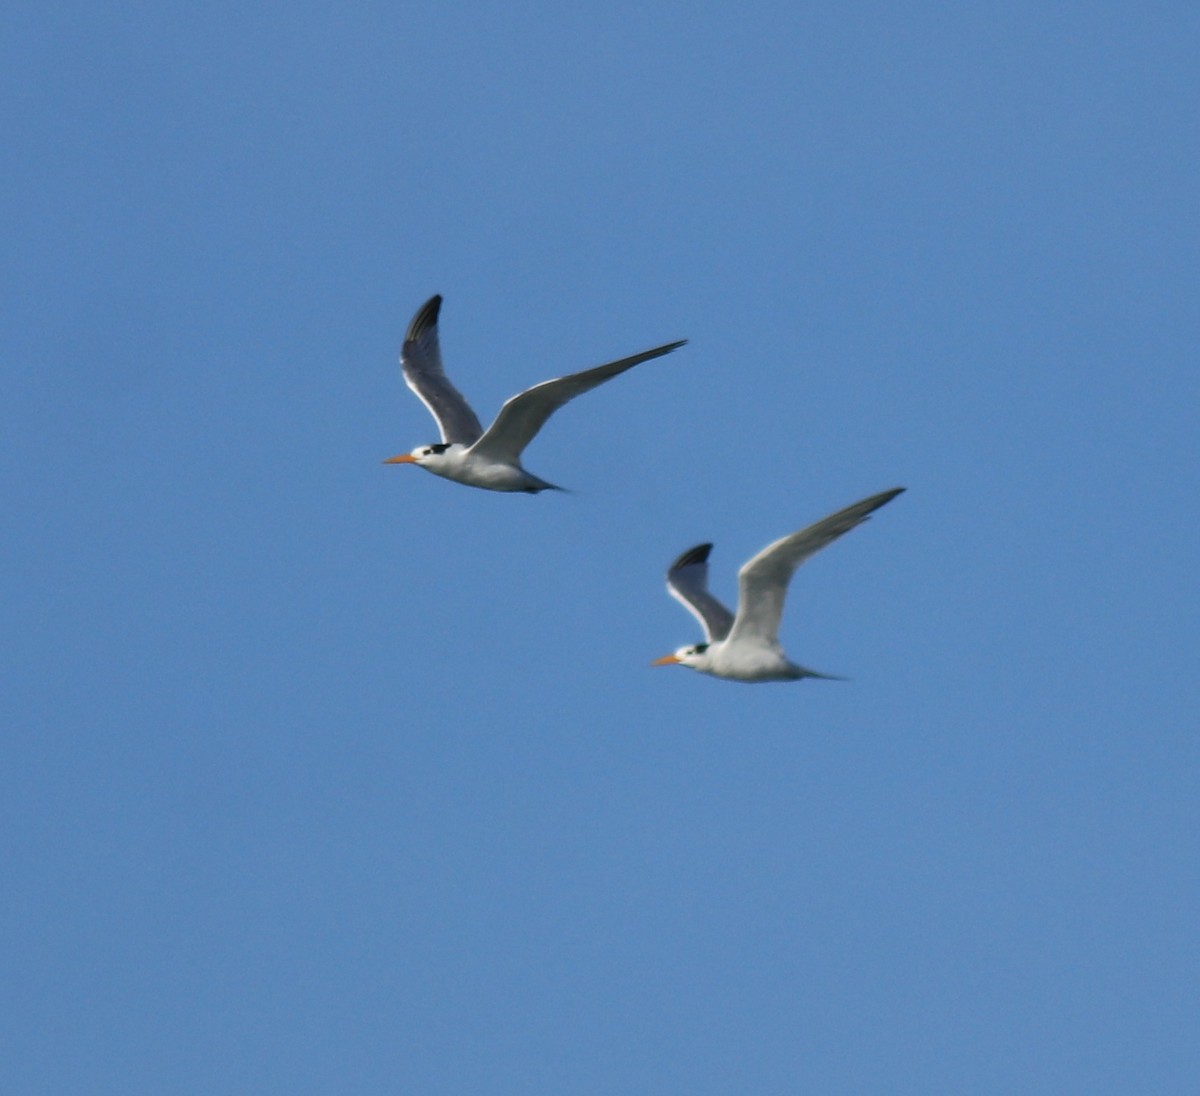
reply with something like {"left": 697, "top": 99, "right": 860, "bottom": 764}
{"left": 384, "top": 295, "right": 686, "bottom": 492}
{"left": 652, "top": 488, "right": 905, "bottom": 682}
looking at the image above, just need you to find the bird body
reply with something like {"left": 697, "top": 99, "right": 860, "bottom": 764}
{"left": 677, "top": 637, "right": 824, "bottom": 683}
{"left": 389, "top": 442, "right": 561, "bottom": 493}
{"left": 386, "top": 295, "right": 686, "bottom": 492}
{"left": 652, "top": 488, "right": 905, "bottom": 682}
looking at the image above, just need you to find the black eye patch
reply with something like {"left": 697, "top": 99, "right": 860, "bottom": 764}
{"left": 693, "top": 644, "right": 709, "bottom": 654}
{"left": 427, "top": 443, "right": 451, "bottom": 454}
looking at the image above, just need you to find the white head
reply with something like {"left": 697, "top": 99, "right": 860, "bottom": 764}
{"left": 651, "top": 643, "right": 711, "bottom": 672}
{"left": 383, "top": 442, "right": 454, "bottom": 468}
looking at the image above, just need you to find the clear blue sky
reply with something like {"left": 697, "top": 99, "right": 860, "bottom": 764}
{"left": 4, "top": 2, "right": 1198, "bottom": 1092}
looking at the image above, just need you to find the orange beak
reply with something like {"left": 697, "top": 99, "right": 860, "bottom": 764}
{"left": 383, "top": 454, "right": 418, "bottom": 464}
{"left": 650, "top": 654, "right": 681, "bottom": 666}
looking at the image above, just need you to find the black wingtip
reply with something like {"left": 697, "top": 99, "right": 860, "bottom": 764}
{"left": 406, "top": 294, "right": 443, "bottom": 342}
{"left": 670, "top": 543, "right": 713, "bottom": 572}
{"left": 860, "top": 486, "right": 906, "bottom": 510}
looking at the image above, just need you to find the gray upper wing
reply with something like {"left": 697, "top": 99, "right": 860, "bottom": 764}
{"left": 400, "top": 295, "right": 484, "bottom": 445}
{"left": 666, "top": 543, "right": 735, "bottom": 643}
{"left": 468, "top": 339, "right": 686, "bottom": 464}
{"left": 728, "top": 488, "right": 905, "bottom": 646}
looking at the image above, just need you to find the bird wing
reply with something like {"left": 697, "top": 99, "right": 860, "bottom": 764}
{"left": 468, "top": 339, "right": 687, "bottom": 464}
{"left": 728, "top": 488, "right": 905, "bottom": 645}
{"left": 666, "top": 543, "right": 736, "bottom": 643}
{"left": 400, "top": 295, "right": 484, "bottom": 445}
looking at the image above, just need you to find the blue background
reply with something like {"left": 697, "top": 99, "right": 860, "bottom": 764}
{"left": 4, "top": 2, "right": 1197, "bottom": 1092}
